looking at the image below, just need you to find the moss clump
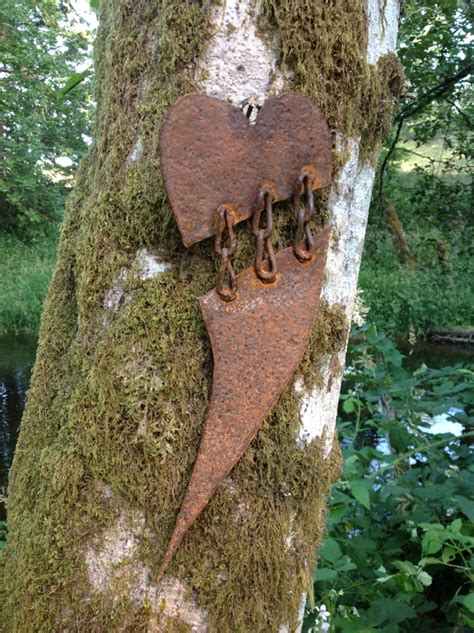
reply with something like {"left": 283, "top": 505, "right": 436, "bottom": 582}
{"left": 300, "top": 303, "right": 350, "bottom": 390}
{"left": 261, "top": 1, "right": 404, "bottom": 156}
{"left": 361, "top": 53, "right": 405, "bottom": 155}
{"left": 2, "top": 1, "right": 392, "bottom": 631}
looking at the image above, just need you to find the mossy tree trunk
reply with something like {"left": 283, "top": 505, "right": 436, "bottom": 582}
{"left": 1, "top": 1, "right": 402, "bottom": 631}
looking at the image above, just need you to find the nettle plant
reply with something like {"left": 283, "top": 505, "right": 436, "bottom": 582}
{"left": 304, "top": 326, "right": 474, "bottom": 633}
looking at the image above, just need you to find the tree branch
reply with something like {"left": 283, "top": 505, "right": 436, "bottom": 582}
{"left": 396, "top": 64, "right": 472, "bottom": 122}
{"left": 378, "top": 117, "right": 404, "bottom": 205}
{"left": 378, "top": 63, "right": 472, "bottom": 207}
{"left": 446, "top": 97, "right": 473, "bottom": 128}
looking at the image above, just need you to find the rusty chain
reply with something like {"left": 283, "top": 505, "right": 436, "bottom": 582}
{"left": 214, "top": 173, "right": 317, "bottom": 298}
{"left": 214, "top": 206, "right": 238, "bottom": 301}
{"left": 293, "top": 172, "right": 316, "bottom": 261}
{"left": 252, "top": 188, "right": 277, "bottom": 283}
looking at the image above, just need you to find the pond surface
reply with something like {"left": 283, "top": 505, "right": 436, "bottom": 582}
{"left": 0, "top": 334, "right": 473, "bottom": 520}
{"left": 0, "top": 334, "right": 37, "bottom": 520}
{"left": 397, "top": 338, "right": 474, "bottom": 369}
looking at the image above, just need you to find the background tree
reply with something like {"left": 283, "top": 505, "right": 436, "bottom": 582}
{"left": 0, "top": 0, "right": 93, "bottom": 236}
{"left": 360, "top": 0, "right": 473, "bottom": 335}
{"left": 1, "top": 1, "right": 403, "bottom": 631}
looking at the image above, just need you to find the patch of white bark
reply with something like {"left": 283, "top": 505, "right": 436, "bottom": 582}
{"left": 197, "top": 0, "right": 286, "bottom": 104}
{"left": 86, "top": 486, "right": 208, "bottom": 631}
{"left": 102, "top": 248, "right": 171, "bottom": 313}
{"left": 296, "top": 0, "right": 401, "bottom": 457}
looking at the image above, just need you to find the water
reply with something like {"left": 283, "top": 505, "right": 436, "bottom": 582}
{"left": 397, "top": 338, "right": 474, "bottom": 369}
{"left": 0, "top": 335, "right": 472, "bottom": 521}
{"left": 0, "top": 334, "right": 37, "bottom": 520}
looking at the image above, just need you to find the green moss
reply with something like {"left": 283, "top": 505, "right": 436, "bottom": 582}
{"left": 2, "top": 1, "right": 391, "bottom": 631}
{"left": 260, "top": 1, "right": 404, "bottom": 157}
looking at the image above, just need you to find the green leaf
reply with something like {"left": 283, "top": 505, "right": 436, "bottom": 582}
{"left": 342, "top": 397, "right": 355, "bottom": 413}
{"left": 441, "top": 546, "right": 456, "bottom": 563}
{"left": 327, "top": 504, "right": 348, "bottom": 524}
{"left": 343, "top": 454, "right": 359, "bottom": 476}
{"left": 460, "top": 612, "right": 474, "bottom": 628}
{"left": 372, "top": 598, "right": 416, "bottom": 625}
{"left": 450, "top": 518, "right": 463, "bottom": 533}
{"left": 461, "top": 593, "right": 474, "bottom": 614}
{"left": 59, "top": 69, "right": 92, "bottom": 96}
{"left": 417, "top": 570, "right": 432, "bottom": 587}
{"left": 393, "top": 560, "right": 418, "bottom": 575}
{"left": 423, "top": 536, "right": 443, "bottom": 555}
{"left": 420, "top": 557, "right": 442, "bottom": 567}
{"left": 351, "top": 480, "right": 371, "bottom": 509}
{"left": 319, "top": 538, "right": 342, "bottom": 563}
{"left": 315, "top": 567, "right": 337, "bottom": 581}
{"left": 89, "top": 0, "right": 100, "bottom": 10}
{"left": 454, "top": 495, "right": 474, "bottom": 522}
{"left": 422, "top": 527, "right": 447, "bottom": 555}
{"left": 335, "top": 558, "right": 357, "bottom": 572}
{"left": 389, "top": 425, "right": 411, "bottom": 452}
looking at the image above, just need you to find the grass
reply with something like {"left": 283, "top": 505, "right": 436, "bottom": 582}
{"left": 0, "top": 232, "right": 58, "bottom": 334}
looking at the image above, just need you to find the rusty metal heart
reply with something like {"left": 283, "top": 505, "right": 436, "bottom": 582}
{"left": 158, "top": 228, "right": 331, "bottom": 577}
{"left": 159, "top": 93, "right": 331, "bottom": 246}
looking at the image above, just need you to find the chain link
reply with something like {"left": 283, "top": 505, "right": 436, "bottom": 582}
{"left": 293, "top": 172, "right": 316, "bottom": 261}
{"left": 214, "top": 207, "right": 238, "bottom": 302}
{"left": 238, "top": 96, "right": 262, "bottom": 121}
{"left": 252, "top": 188, "right": 277, "bottom": 283}
{"left": 215, "top": 172, "right": 317, "bottom": 297}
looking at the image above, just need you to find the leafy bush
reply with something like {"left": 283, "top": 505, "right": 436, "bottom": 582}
{"left": 361, "top": 0, "right": 473, "bottom": 337}
{"left": 359, "top": 244, "right": 473, "bottom": 337}
{"left": 304, "top": 327, "right": 474, "bottom": 632}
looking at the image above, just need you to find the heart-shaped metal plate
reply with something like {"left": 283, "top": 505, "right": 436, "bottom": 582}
{"left": 159, "top": 93, "right": 331, "bottom": 246}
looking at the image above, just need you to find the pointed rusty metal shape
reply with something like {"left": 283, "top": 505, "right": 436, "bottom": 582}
{"left": 158, "top": 228, "right": 331, "bottom": 577}
{"left": 159, "top": 92, "right": 332, "bottom": 246}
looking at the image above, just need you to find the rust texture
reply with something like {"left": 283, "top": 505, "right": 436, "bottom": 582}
{"left": 158, "top": 228, "right": 331, "bottom": 577}
{"left": 159, "top": 93, "right": 332, "bottom": 246}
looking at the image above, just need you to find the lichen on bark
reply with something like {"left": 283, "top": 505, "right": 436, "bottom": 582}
{"left": 1, "top": 1, "right": 401, "bottom": 631}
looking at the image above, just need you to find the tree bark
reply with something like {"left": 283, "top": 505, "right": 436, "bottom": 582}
{"left": 1, "top": 1, "right": 402, "bottom": 631}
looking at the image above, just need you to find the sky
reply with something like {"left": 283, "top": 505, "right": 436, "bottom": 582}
{"left": 72, "top": 0, "right": 98, "bottom": 31}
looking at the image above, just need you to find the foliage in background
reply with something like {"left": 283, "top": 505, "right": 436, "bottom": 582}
{"left": 396, "top": 0, "right": 472, "bottom": 156}
{"left": 379, "top": 0, "right": 472, "bottom": 201}
{"left": 304, "top": 327, "right": 474, "bottom": 632}
{"left": 0, "top": 0, "right": 93, "bottom": 237}
{"left": 359, "top": 212, "right": 473, "bottom": 337}
{"left": 0, "top": 232, "right": 58, "bottom": 334}
{"left": 360, "top": 0, "right": 473, "bottom": 336}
